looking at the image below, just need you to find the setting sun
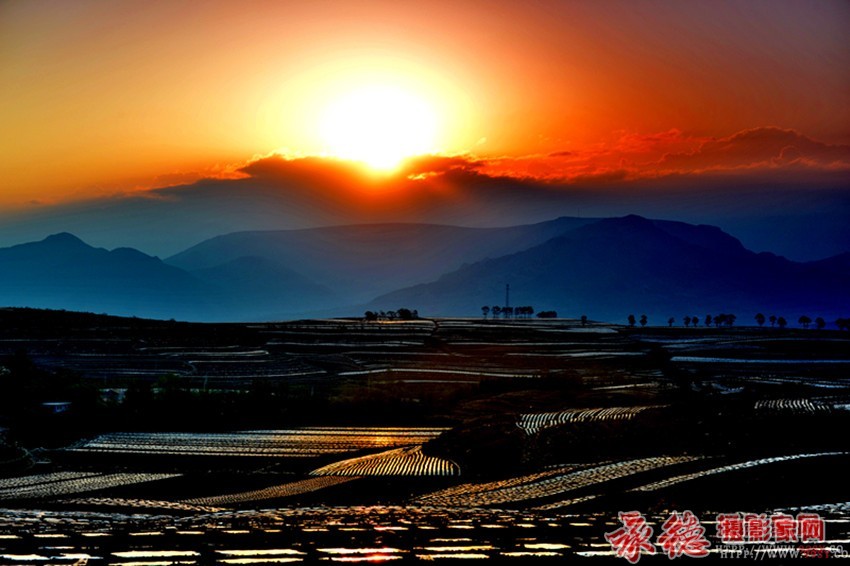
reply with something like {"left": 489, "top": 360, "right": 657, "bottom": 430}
{"left": 319, "top": 85, "right": 439, "bottom": 171}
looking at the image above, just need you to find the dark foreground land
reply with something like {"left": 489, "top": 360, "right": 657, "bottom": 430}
{"left": 1, "top": 308, "right": 849, "bottom": 563}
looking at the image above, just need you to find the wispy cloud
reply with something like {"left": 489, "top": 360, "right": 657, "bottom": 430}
{"left": 475, "top": 127, "right": 850, "bottom": 184}
{"left": 130, "top": 127, "right": 847, "bottom": 200}
{"left": 659, "top": 127, "right": 850, "bottom": 172}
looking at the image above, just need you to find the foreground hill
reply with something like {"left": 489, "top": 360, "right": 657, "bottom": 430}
{"left": 374, "top": 215, "right": 850, "bottom": 323}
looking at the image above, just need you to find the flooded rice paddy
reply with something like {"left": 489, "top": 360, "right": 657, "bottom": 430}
{"left": 2, "top": 315, "right": 850, "bottom": 561}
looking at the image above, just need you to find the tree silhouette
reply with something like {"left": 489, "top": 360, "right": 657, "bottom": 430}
{"left": 628, "top": 314, "right": 636, "bottom": 327}
{"left": 705, "top": 314, "right": 712, "bottom": 328}
{"left": 799, "top": 315, "right": 812, "bottom": 329}
{"left": 481, "top": 306, "right": 490, "bottom": 319}
{"left": 668, "top": 317, "right": 675, "bottom": 327}
{"left": 683, "top": 316, "right": 691, "bottom": 327}
{"left": 639, "top": 314, "right": 648, "bottom": 327}
{"left": 837, "top": 318, "right": 850, "bottom": 331}
{"left": 580, "top": 314, "right": 588, "bottom": 326}
{"left": 513, "top": 306, "right": 535, "bottom": 319}
{"left": 769, "top": 315, "right": 777, "bottom": 327}
{"left": 815, "top": 317, "right": 826, "bottom": 330}
{"left": 755, "top": 313, "right": 766, "bottom": 327}
{"left": 777, "top": 316, "right": 787, "bottom": 329}
{"left": 692, "top": 315, "right": 699, "bottom": 327}
{"left": 726, "top": 314, "right": 736, "bottom": 327}
{"left": 364, "top": 311, "right": 378, "bottom": 322}
{"left": 492, "top": 306, "right": 501, "bottom": 319}
{"left": 536, "top": 310, "right": 557, "bottom": 318}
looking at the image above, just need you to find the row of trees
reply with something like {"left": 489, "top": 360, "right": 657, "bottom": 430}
{"left": 667, "top": 313, "right": 739, "bottom": 327}
{"left": 630, "top": 312, "right": 849, "bottom": 329}
{"left": 481, "top": 305, "right": 536, "bottom": 319}
{"left": 363, "top": 308, "right": 419, "bottom": 321}
{"left": 475, "top": 305, "right": 847, "bottom": 329}
{"left": 754, "top": 313, "right": 834, "bottom": 329}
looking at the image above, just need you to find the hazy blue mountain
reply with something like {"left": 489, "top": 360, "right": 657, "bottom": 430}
{"left": 0, "top": 234, "right": 333, "bottom": 321}
{"left": 805, "top": 252, "right": 850, "bottom": 276}
{"left": 166, "top": 218, "right": 597, "bottom": 303}
{"left": 189, "top": 256, "right": 336, "bottom": 320}
{"left": 0, "top": 233, "right": 217, "bottom": 320}
{"left": 372, "top": 215, "right": 850, "bottom": 324}
{"left": 3, "top": 217, "right": 848, "bottom": 324}
{"left": 1, "top": 166, "right": 847, "bottom": 261}
{"left": 650, "top": 219, "right": 748, "bottom": 256}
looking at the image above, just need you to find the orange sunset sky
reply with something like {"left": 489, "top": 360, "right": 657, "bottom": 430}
{"left": 1, "top": 0, "right": 849, "bottom": 210}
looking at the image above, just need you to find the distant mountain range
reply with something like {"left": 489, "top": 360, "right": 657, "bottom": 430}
{"left": 0, "top": 233, "right": 215, "bottom": 320}
{"left": 166, "top": 217, "right": 595, "bottom": 303}
{"left": 374, "top": 215, "right": 850, "bottom": 323}
{"left": 1, "top": 216, "right": 848, "bottom": 324}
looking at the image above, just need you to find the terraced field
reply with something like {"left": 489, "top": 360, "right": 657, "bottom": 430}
{"left": 61, "top": 497, "right": 223, "bottom": 513}
{"left": 0, "top": 472, "right": 99, "bottom": 490}
{"left": 2, "top": 313, "right": 849, "bottom": 562}
{"left": 518, "top": 405, "right": 664, "bottom": 435}
{"left": 630, "top": 452, "right": 848, "bottom": 493}
{"left": 0, "top": 473, "right": 180, "bottom": 501}
{"left": 414, "top": 456, "right": 700, "bottom": 508}
{"left": 311, "top": 445, "right": 460, "bottom": 477}
{"left": 67, "top": 428, "right": 449, "bottom": 458}
{"left": 183, "top": 476, "right": 357, "bottom": 507}
{"left": 414, "top": 467, "right": 581, "bottom": 507}
{"left": 754, "top": 398, "right": 832, "bottom": 414}
{"left": 29, "top": 352, "right": 191, "bottom": 379}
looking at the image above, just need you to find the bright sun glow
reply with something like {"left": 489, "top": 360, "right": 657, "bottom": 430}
{"left": 319, "top": 85, "right": 438, "bottom": 171}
